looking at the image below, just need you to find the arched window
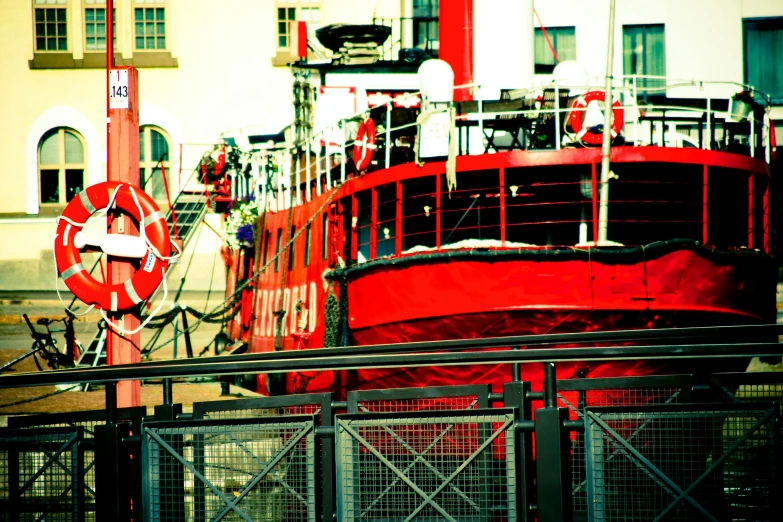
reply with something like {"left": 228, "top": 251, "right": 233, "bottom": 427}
{"left": 139, "top": 125, "right": 171, "bottom": 200}
{"left": 38, "top": 128, "right": 86, "bottom": 205}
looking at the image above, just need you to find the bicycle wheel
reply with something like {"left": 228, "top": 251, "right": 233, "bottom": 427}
{"left": 33, "top": 340, "right": 60, "bottom": 371}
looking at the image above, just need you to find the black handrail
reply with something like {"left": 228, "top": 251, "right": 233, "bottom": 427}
{"left": 0, "top": 324, "right": 780, "bottom": 388}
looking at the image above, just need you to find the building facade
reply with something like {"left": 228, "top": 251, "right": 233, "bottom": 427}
{"left": 0, "top": 0, "right": 781, "bottom": 291}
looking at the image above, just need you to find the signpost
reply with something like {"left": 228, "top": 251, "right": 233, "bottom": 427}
{"left": 106, "top": 0, "right": 142, "bottom": 408}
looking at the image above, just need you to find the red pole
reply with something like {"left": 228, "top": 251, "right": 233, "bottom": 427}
{"left": 703, "top": 165, "right": 708, "bottom": 245}
{"left": 748, "top": 174, "right": 754, "bottom": 249}
{"left": 439, "top": 0, "right": 473, "bottom": 100}
{"left": 499, "top": 168, "right": 505, "bottom": 246}
{"left": 591, "top": 162, "right": 598, "bottom": 244}
{"left": 106, "top": 0, "right": 142, "bottom": 408}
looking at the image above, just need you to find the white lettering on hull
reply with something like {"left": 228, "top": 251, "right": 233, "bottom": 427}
{"left": 254, "top": 281, "right": 318, "bottom": 339}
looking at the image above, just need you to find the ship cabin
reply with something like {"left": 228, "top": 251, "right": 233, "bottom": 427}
{"left": 220, "top": 73, "right": 776, "bottom": 367}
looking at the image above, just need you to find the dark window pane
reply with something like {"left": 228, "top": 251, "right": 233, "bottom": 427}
{"left": 277, "top": 8, "right": 285, "bottom": 20}
{"left": 86, "top": 24, "right": 95, "bottom": 38}
{"left": 40, "top": 169, "right": 60, "bottom": 203}
{"left": 279, "top": 36, "right": 287, "bottom": 47}
{"left": 278, "top": 22, "right": 287, "bottom": 34}
{"left": 97, "top": 8, "right": 105, "bottom": 22}
{"left": 57, "top": 9, "right": 65, "bottom": 22}
{"left": 35, "top": 9, "right": 44, "bottom": 22}
{"left": 146, "top": 36, "right": 154, "bottom": 48}
{"left": 135, "top": 8, "right": 143, "bottom": 21}
{"left": 46, "top": 10, "right": 55, "bottom": 22}
{"left": 65, "top": 170, "right": 83, "bottom": 202}
{"left": 36, "top": 23, "right": 45, "bottom": 37}
{"left": 150, "top": 130, "right": 168, "bottom": 162}
{"left": 36, "top": 37, "right": 45, "bottom": 50}
{"left": 139, "top": 129, "right": 146, "bottom": 161}
{"left": 623, "top": 24, "right": 666, "bottom": 92}
{"left": 57, "top": 23, "right": 65, "bottom": 36}
{"left": 47, "top": 38, "right": 56, "bottom": 51}
{"left": 58, "top": 37, "right": 67, "bottom": 50}
{"left": 744, "top": 18, "right": 783, "bottom": 104}
{"left": 156, "top": 8, "right": 164, "bottom": 21}
{"left": 288, "top": 8, "right": 295, "bottom": 19}
{"left": 156, "top": 22, "right": 165, "bottom": 35}
{"left": 157, "top": 36, "right": 165, "bottom": 49}
{"left": 136, "top": 36, "right": 144, "bottom": 49}
{"left": 85, "top": 9, "right": 94, "bottom": 22}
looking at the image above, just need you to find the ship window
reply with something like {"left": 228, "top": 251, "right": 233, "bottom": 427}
{"left": 355, "top": 191, "right": 372, "bottom": 262}
{"left": 304, "top": 223, "right": 311, "bottom": 266}
{"left": 275, "top": 228, "right": 282, "bottom": 271}
{"left": 610, "top": 162, "right": 702, "bottom": 246}
{"left": 505, "top": 165, "right": 589, "bottom": 246}
{"left": 34, "top": 0, "right": 68, "bottom": 52}
{"left": 322, "top": 212, "right": 328, "bottom": 260}
{"left": 744, "top": 18, "right": 783, "bottom": 104}
{"left": 708, "top": 168, "right": 749, "bottom": 249}
{"left": 534, "top": 27, "right": 576, "bottom": 74}
{"left": 288, "top": 226, "right": 296, "bottom": 270}
{"left": 402, "top": 176, "right": 437, "bottom": 252}
{"left": 441, "top": 170, "right": 500, "bottom": 247}
{"left": 376, "top": 183, "right": 396, "bottom": 257}
{"left": 139, "top": 125, "right": 171, "bottom": 201}
{"left": 623, "top": 24, "right": 666, "bottom": 93}
{"left": 38, "top": 127, "right": 85, "bottom": 206}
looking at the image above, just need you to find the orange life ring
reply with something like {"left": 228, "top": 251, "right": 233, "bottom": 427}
{"left": 54, "top": 182, "right": 171, "bottom": 312}
{"left": 353, "top": 117, "right": 376, "bottom": 171}
{"left": 570, "top": 90, "right": 624, "bottom": 145}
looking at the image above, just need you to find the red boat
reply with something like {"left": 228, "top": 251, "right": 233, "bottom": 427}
{"left": 213, "top": 17, "right": 776, "bottom": 398}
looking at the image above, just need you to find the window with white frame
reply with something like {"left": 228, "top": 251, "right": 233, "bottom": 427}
{"left": 84, "top": 0, "right": 116, "bottom": 51}
{"left": 276, "top": 1, "right": 321, "bottom": 51}
{"left": 38, "top": 128, "right": 86, "bottom": 205}
{"left": 534, "top": 27, "right": 576, "bottom": 74}
{"left": 34, "top": 0, "right": 68, "bottom": 52}
{"left": 139, "top": 126, "right": 172, "bottom": 200}
{"left": 623, "top": 24, "right": 666, "bottom": 93}
{"left": 134, "top": 0, "right": 166, "bottom": 50}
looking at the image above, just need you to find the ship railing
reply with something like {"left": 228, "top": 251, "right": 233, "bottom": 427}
{"left": 264, "top": 78, "right": 772, "bottom": 216}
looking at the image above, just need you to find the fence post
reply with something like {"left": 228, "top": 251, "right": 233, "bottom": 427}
{"left": 535, "top": 363, "right": 573, "bottom": 522}
{"left": 95, "top": 382, "right": 127, "bottom": 521}
{"left": 504, "top": 381, "right": 534, "bottom": 522}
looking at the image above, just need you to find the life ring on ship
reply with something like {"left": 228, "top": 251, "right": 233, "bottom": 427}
{"left": 353, "top": 117, "right": 376, "bottom": 171}
{"left": 54, "top": 182, "right": 172, "bottom": 312}
{"left": 569, "top": 90, "right": 624, "bottom": 145}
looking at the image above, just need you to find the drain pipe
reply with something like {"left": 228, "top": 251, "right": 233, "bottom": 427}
{"left": 598, "top": 0, "right": 616, "bottom": 244}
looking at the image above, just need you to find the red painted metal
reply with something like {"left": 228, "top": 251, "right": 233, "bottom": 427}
{"left": 764, "top": 182, "right": 770, "bottom": 253}
{"left": 748, "top": 174, "right": 754, "bottom": 249}
{"left": 438, "top": 0, "right": 473, "bottom": 101}
{"left": 702, "top": 165, "right": 708, "bottom": 244}
{"left": 591, "top": 162, "right": 598, "bottom": 243}
{"left": 499, "top": 168, "right": 506, "bottom": 244}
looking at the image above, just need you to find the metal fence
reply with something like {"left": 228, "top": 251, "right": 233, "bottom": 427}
{"left": 0, "top": 326, "right": 781, "bottom": 521}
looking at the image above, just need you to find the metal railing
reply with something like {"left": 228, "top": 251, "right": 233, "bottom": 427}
{"left": 0, "top": 324, "right": 781, "bottom": 521}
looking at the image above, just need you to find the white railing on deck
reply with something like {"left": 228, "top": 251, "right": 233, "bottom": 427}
{"left": 253, "top": 76, "right": 772, "bottom": 213}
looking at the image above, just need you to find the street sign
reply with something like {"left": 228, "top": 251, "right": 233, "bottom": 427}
{"left": 109, "top": 68, "right": 129, "bottom": 109}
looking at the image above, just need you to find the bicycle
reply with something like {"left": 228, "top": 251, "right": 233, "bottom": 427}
{"left": 21, "top": 311, "right": 82, "bottom": 371}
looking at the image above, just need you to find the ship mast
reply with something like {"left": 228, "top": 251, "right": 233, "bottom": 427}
{"left": 598, "top": 0, "right": 616, "bottom": 244}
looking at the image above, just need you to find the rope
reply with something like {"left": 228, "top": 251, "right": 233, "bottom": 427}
{"left": 143, "top": 185, "right": 340, "bottom": 356}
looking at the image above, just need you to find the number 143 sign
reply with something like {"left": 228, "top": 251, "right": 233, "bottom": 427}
{"left": 109, "top": 68, "right": 129, "bottom": 109}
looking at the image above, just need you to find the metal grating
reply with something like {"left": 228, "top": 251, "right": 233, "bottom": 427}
{"left": 0, "top": 427, "right": 84, "bottom": 522}
{"left": 142, "top": 416, "right": 317, "bottom": 522}
{"left": 585, "top": 404, "right": 777, "bottom": 521}
{"left": 336, "top": 409, "right": 516, "bottom": 522}
{"left": 348, "top": 385, "right": 491, "bottom": 414}
{"left": 558, "top": 386, "right": 684, "bottom": 513}
{"left": 7, "top": 407, "right": 144, "bottom": 520}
